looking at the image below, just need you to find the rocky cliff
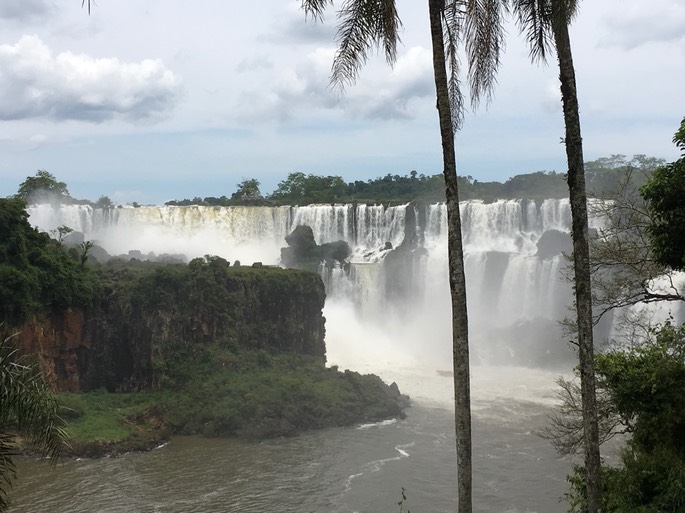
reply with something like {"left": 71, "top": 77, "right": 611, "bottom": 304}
{"left": 13, "top": 257, "right": 326, "bottom": 392}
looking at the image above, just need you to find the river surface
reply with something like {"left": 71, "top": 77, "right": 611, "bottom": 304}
{"left": 9, "top": 360, "right": 572, "bottom": 513}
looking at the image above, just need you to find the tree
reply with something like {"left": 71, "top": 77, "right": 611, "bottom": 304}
{"left": 95, "top": 195, "right": 114, "bottom": 208}
{"left": 512, "top": 1, "right": 602, "bottom": 509}
{"left": 0, "top": 198, "right": 96, "bottom": 327}
{"left": 269, "top": 172, "right": 346, "bottom": 204}
{"left": 585, "top": 154, "right": 664, "bottom": 195}
{"left": 588, "top": 165, "right": 683, "bottom": 322}
{"left": 231, "top": 178, "right": 262, "bottom": 201}
{"left": 300, "top": 2, "right": 506, "bottom": 511}
{"left": 16, "top": 170, "right": 70, "bottom": 203}
{"left": 640, "top": 117, "right": 685, "bottom": 272}
{"left": 544, "top": 321, "right": 685, "bottom": 513}
{"left": 0, "top": 333, "right": 68, "bottom": 511}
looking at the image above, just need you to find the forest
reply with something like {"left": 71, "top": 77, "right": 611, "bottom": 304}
{"left": 164, "top": 154, "right": 665, "bottom": 207}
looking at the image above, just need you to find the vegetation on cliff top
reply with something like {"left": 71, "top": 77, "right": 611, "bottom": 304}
{"left": 13, "top": 154, "right": 665, "bottom": 209}
{"left": 0, "top": 197, "right": 97, "bottom": 327}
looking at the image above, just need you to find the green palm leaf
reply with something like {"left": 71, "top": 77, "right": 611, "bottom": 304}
{"left": 0, "top": 332, "right": 68, "bottom": 512}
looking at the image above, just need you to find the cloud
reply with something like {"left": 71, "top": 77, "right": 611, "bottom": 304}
{"left": 0, "top": 35, "right": 182, "bottom": 123}
{"left": 0, "top": 0, "right": 54, "bottom": 23}
{"left": 261, "top": 4, "right": 337, "bottom": 45}
{"left": 235, "top": 45, "right": 434, "bottom": 124}
{"left": 235, "top": 56, "right": 274, "bottom": 73}
{"left": 600, "top": 3, "right": 685, "bottom": 49}
{"left": 345, "top": 46, "right": 434, "bottom": 121}
{"left": 234, "top": 47, "right": 338, "bottom": 123}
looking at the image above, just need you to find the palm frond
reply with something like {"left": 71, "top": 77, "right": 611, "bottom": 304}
{"left": 0, "top": 433, "right": 18, "bottom": 512}
{"left": 301, "top": 0, "right": 334, "bottom": 21}
{"left": 0, "top": 333, "right": 68, "bottom": 509}
{"left": 514, "top": 0, "right": 553, "bottom": 62}
{"left": 512, "top": 0, "right": 579, "bottom": 62}
{"left": 331, "top": 0, "right": 402, "bottom": 89}
{"left": 442, "top": 1, "right": 466, "bottom": 130}
{"left": 462, "top": 0, "right": 507, "bottom": 108}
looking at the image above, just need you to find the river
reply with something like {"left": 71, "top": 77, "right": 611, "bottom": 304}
{"left": 9, "top": 334, "right": 573, "bottom": 513}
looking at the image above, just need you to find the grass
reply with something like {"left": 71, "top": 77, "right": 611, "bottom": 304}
{"left": 58, "top": 389, "right": 164, "bottom": 443}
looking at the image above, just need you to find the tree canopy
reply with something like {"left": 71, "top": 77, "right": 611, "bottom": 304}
{"left": 269, "top": 172, "right": 347, "bottom": 204}
{"left": 640, "top": 117, "right": 685, "bottom": 271}
{"left": 231, "top": 178, "right": 262, "bottom": 201}
{"left": 164, "top": 159, "right": 660, "bottom": 208}
{"left": 0, "top": 198, "right": 96, "bottom": 327}
{"left": 16, "top": 171, "right": 70, "bottom": 204}
{"left": 560, "top": 322, "right": 685, "bottom": 513}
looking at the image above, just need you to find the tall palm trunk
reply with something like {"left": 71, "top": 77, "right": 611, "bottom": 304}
{"left": 552, "top": 17, "right": 602, "bottom": 513}
{"left": 428, "top": 1, "right": 472, "bottom": 511}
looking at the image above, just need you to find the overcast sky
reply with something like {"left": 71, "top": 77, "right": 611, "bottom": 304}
{"left": 1, "top": 0, "right": 683, "bottom": 204}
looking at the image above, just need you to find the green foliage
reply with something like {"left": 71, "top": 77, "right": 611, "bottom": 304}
{"left": 565, "top": 322, "right": 685, "bottom": 513}
{"left": 1, "top": 333, "right": 68, "bottom": 512}
{"left": 95, "top": 196, "right": 113, "bottom": 208}
{"left": 270, "top": 172, "right": 347, "bottom": 204}
{"left": 586, "top": 154, "right": 663, "bottom": 196}
{"left": 58, "top": 389, "right": 161, "bottom": 443}
{"left": 51, "top": 225, "right": 73, "bottom": 243}
{"left": 58, "top": 347, "right": 404, "bottom": 447}
{"left": 231, "top": 178, "right": 262, "bottom": 200}
{"left": 640, "top": 117, "right": 685, "bottom": 271}
{"left": 0, "top": 198, "right": 97, "bottom": 326}
{"left": 596, "top": 322, "right": 685, "bottom": 456}
{"left": 497, "top": 171, "right": 568, "bottom": 199}
{"left": 165, "top": 157, "right": 663, "bottom": 208}
{"left": 16, "top": 170, "right": 69, "bottom": 203}
{"left": 161, "top": 348, "right": 403, "bottom": 439}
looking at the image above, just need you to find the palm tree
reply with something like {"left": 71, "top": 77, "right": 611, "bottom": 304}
{"left": 0, "top": 332, "right": 68, "bottom": 512}
{"left": 300, "top": 2, "right": 506, "bottom": 511}
{"left": 512, "top": 1, "right": 602, "bottom": 510}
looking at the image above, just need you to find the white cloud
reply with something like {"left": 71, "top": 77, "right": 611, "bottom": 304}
{"left": 600, "top": 2, "right": 685, "bottom": 49}
{"left": 0, "top": 35, "right": 182, "bottom": 123}
{"left": 234, "top": 45, "right": 434, "bottom": 124}
{"left": 234, "top": 47, "right": 338, "bottom": 123}
{"left": 345, "top": 46, "right": 434, "bottom": 120}
{"left": 235, "top": 55, "right": 274, "bottom": 73}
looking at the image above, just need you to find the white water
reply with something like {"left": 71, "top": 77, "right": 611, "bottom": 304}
{"left": 28, "top": 200, "right": 578, "bottom": 370}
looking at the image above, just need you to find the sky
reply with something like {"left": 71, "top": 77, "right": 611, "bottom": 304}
{"left": 0, "top": 0, "right": 683, "bottom": 205}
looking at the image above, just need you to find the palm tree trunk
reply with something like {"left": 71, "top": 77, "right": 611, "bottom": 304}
{"left": 553, "top": 18, "right": 603, "bottom": 513}
{"left": 428, "top": 1, "right": 472, "bottom": 511}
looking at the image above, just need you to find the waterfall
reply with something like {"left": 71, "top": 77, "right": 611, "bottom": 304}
{"left": 27, "top": 200, "right": 577, "bottom": 368}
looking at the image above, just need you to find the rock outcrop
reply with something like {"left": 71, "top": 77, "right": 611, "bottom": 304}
{"left": 13, "top": 259, "right": 326, "bottom": 392}
{"left": 280, "top": 225, "right": 350, "bottom": 273}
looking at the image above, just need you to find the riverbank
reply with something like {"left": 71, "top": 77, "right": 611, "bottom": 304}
{"left": 56, "top": 350, "right": 410, "bottom": 458}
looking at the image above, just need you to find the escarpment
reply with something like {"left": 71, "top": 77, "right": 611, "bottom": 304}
{"left": 14, "top": 258, "right": 326, "bottom": 392}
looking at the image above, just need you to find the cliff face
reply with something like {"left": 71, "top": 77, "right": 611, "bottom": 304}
{"left": 14, "top": 261, "right": 326, "bottom": 392}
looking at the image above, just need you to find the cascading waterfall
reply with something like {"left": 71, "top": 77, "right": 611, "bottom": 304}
{"left": 27, "top": 199, "right": 577, "bottom": 369}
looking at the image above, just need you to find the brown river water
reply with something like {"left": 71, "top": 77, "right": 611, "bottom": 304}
{"left": 9, "top": 362, "right": 572, "bottom": 513}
